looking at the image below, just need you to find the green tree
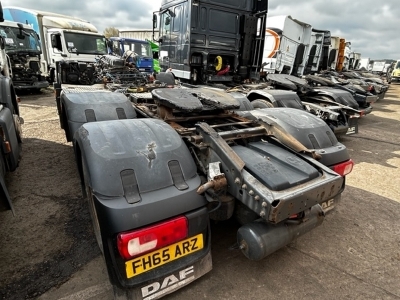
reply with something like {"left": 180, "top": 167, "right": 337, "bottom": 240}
{"left": 103, "top": 27, "right": 119, "bottom": 38}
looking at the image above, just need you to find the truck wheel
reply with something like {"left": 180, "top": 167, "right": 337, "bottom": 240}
{"left": 82, "top": 157, "right": 103, "bottom": 253}
{"left": 251, "top": 99, "right": 274, "bottom": 109}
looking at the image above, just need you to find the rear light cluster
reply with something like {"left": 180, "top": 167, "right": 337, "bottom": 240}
{"left": 332, "top": 159, "right": 354, "bottom": 176}
{"left": 117, "top": 216, "right": 188, "bottom": 260}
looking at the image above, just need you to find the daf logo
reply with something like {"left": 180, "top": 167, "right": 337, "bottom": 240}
{"left": 141, "top": 266, "right": 195, "bottom": 299}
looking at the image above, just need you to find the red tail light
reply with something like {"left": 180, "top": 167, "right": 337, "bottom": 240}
{"left": 332, "top": 159, "right": 354, "bottom": 176}
{"left": 117, "top": 216, "right": 188, "bottom": 260}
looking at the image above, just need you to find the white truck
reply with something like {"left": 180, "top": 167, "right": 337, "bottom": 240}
{"left": 342, "top": 41, "right": 352, "bottom": 70}
{"left": 0, "top": 20, "right": 49, "bottom": 89}
{"left": 262, "top": 15, "right": 312, "bottom": 76}
{"left": 328, "top": 36, "right": 340, "bottom": 70}
{"left": 358, "top": 57, "right": 370, "bottom": 70}
{"left": 304, "top": 28, "right": 331, "bottom": 74}
{"left": 371, "top": 60, "right": 386, "bottom": 75}
{"left": 2, "top": 6, "right": 107, "bottom": 82}
{"left": 349, "top": 52, "right": 361, "bottom": 70}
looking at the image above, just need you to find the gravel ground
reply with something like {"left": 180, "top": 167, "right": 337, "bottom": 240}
{"left": 0, "top": 89, "right": 100, "bottom": 299}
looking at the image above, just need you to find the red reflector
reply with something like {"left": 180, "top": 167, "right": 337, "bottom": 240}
{"left": 332, "top": 159, "right": 354, "bottom": 176}
{"left": 117, "top": 216, "right": 188, "bottom": 260}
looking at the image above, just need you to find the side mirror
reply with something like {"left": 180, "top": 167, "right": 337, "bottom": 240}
{"left": 51, "top": 35, "right": 58, "bottom": 48}
{"left": 153, "top": 14, "right": 158, "bottom": 29}
{"left": 106, "top": 40, "right": 113, "bottom": 48}
{"left": 0, "top": 36, "right": 5, "bottom": 50}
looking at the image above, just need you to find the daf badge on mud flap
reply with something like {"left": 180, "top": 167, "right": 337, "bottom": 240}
{"left": 141, "top": 266, "right": 195, "bottom": 300}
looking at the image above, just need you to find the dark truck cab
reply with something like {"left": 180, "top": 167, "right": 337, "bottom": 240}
{"left": 155, "top": 0, "right": 267, "bottom": 83}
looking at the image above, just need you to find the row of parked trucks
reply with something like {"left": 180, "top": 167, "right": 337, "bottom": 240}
{"left": 0, "top": 0, "right": 391, "bottom": 299}
{"left": 0, "top": 6, "right": 108, "bottom": 88}
{"left": 246, "top": 15, "right": 361, "bottom": 77}
{"left": 56, "top": 0, "right": 362, "bottom": 298}
{"left": 0, "top": 2, "right": 23, "bottom": 215}
{"left": 0, "top": 5, "right": 379, "bottom": 92}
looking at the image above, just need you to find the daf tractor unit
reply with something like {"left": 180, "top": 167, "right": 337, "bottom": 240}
{"left": 51, "top": 0, "right": 354, "bottom": 299}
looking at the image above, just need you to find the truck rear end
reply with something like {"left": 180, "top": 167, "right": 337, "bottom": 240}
{"left": 51, "top": 0, "right": 353, "bottom": 298}
{"left": 54, "top": 77, "right": 351, "bottom": 298}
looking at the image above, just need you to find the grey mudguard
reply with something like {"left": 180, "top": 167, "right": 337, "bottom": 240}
{"left": 247, "top": 89, "right": 305, "bottom": 109}
{"left": 237, "top": 108, "right": 350, "bottom": 167}
{"left": 232, "top": 142, "right": 319, "bottom": 191}
{"left": 311, "top": 87, "right": 360, "bottom": 109}
{"left": 61, "top": 92, "right": 137, "bottom": 141}
{"left": 75, "top": 118, "right": 207, "bottom": 229}
{"left": 0, "top": 106, "right": 19, "bottom": 214}
{"left": 152, "top": 87, "right": 241, "bottom": 111}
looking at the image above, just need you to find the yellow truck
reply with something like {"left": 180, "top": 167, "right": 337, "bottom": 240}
{"left": 387, "top": 60, "right": 400, "bottom": 84}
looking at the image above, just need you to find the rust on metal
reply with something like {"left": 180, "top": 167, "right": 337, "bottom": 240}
{"left": 258, "top": 119, "right": 322, "bottom": 160}
{"left": 197, "top": 175, "right": 227, "bottom": 194}
{"left": 157, "top": 105, "right": 174, "bottom": 120}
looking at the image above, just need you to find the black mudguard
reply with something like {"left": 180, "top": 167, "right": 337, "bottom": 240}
{"left": 311, "top": 87, "right": 360, "bottom": 109}
{"left": 60, "top": 91, "right": 137, "bottom": 141}
{"left": 0, "top": 106, "right": 20, "bottom": 171}
{"left": 247, "top": 89, "right": 305, "bottom": 109}
{"left": 0, "top": 106, "right": 19, "bottom": 214}
{"left": 237, "top": 108, "right": 350, "bottom": 167}
{"left": 74, "top": 118, "right": 211, "bottom": 290}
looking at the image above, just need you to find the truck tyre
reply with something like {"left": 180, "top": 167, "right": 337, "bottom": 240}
{"left": 251, "top": 99, "right": 274, "bottom": 109}
{"left": 82, "top": 157, "right": 103, "bottom": 253}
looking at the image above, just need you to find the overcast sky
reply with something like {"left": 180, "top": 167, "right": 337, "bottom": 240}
{"left": 2, "top": 0, "right": 398, "bottom": 60}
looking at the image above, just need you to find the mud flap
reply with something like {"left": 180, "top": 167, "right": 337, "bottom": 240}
{"left": 113, "top": 251, "right": 212, "bottom": 300}
{"left": 346, "top": 117, "right": 359, "bottom": 135}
